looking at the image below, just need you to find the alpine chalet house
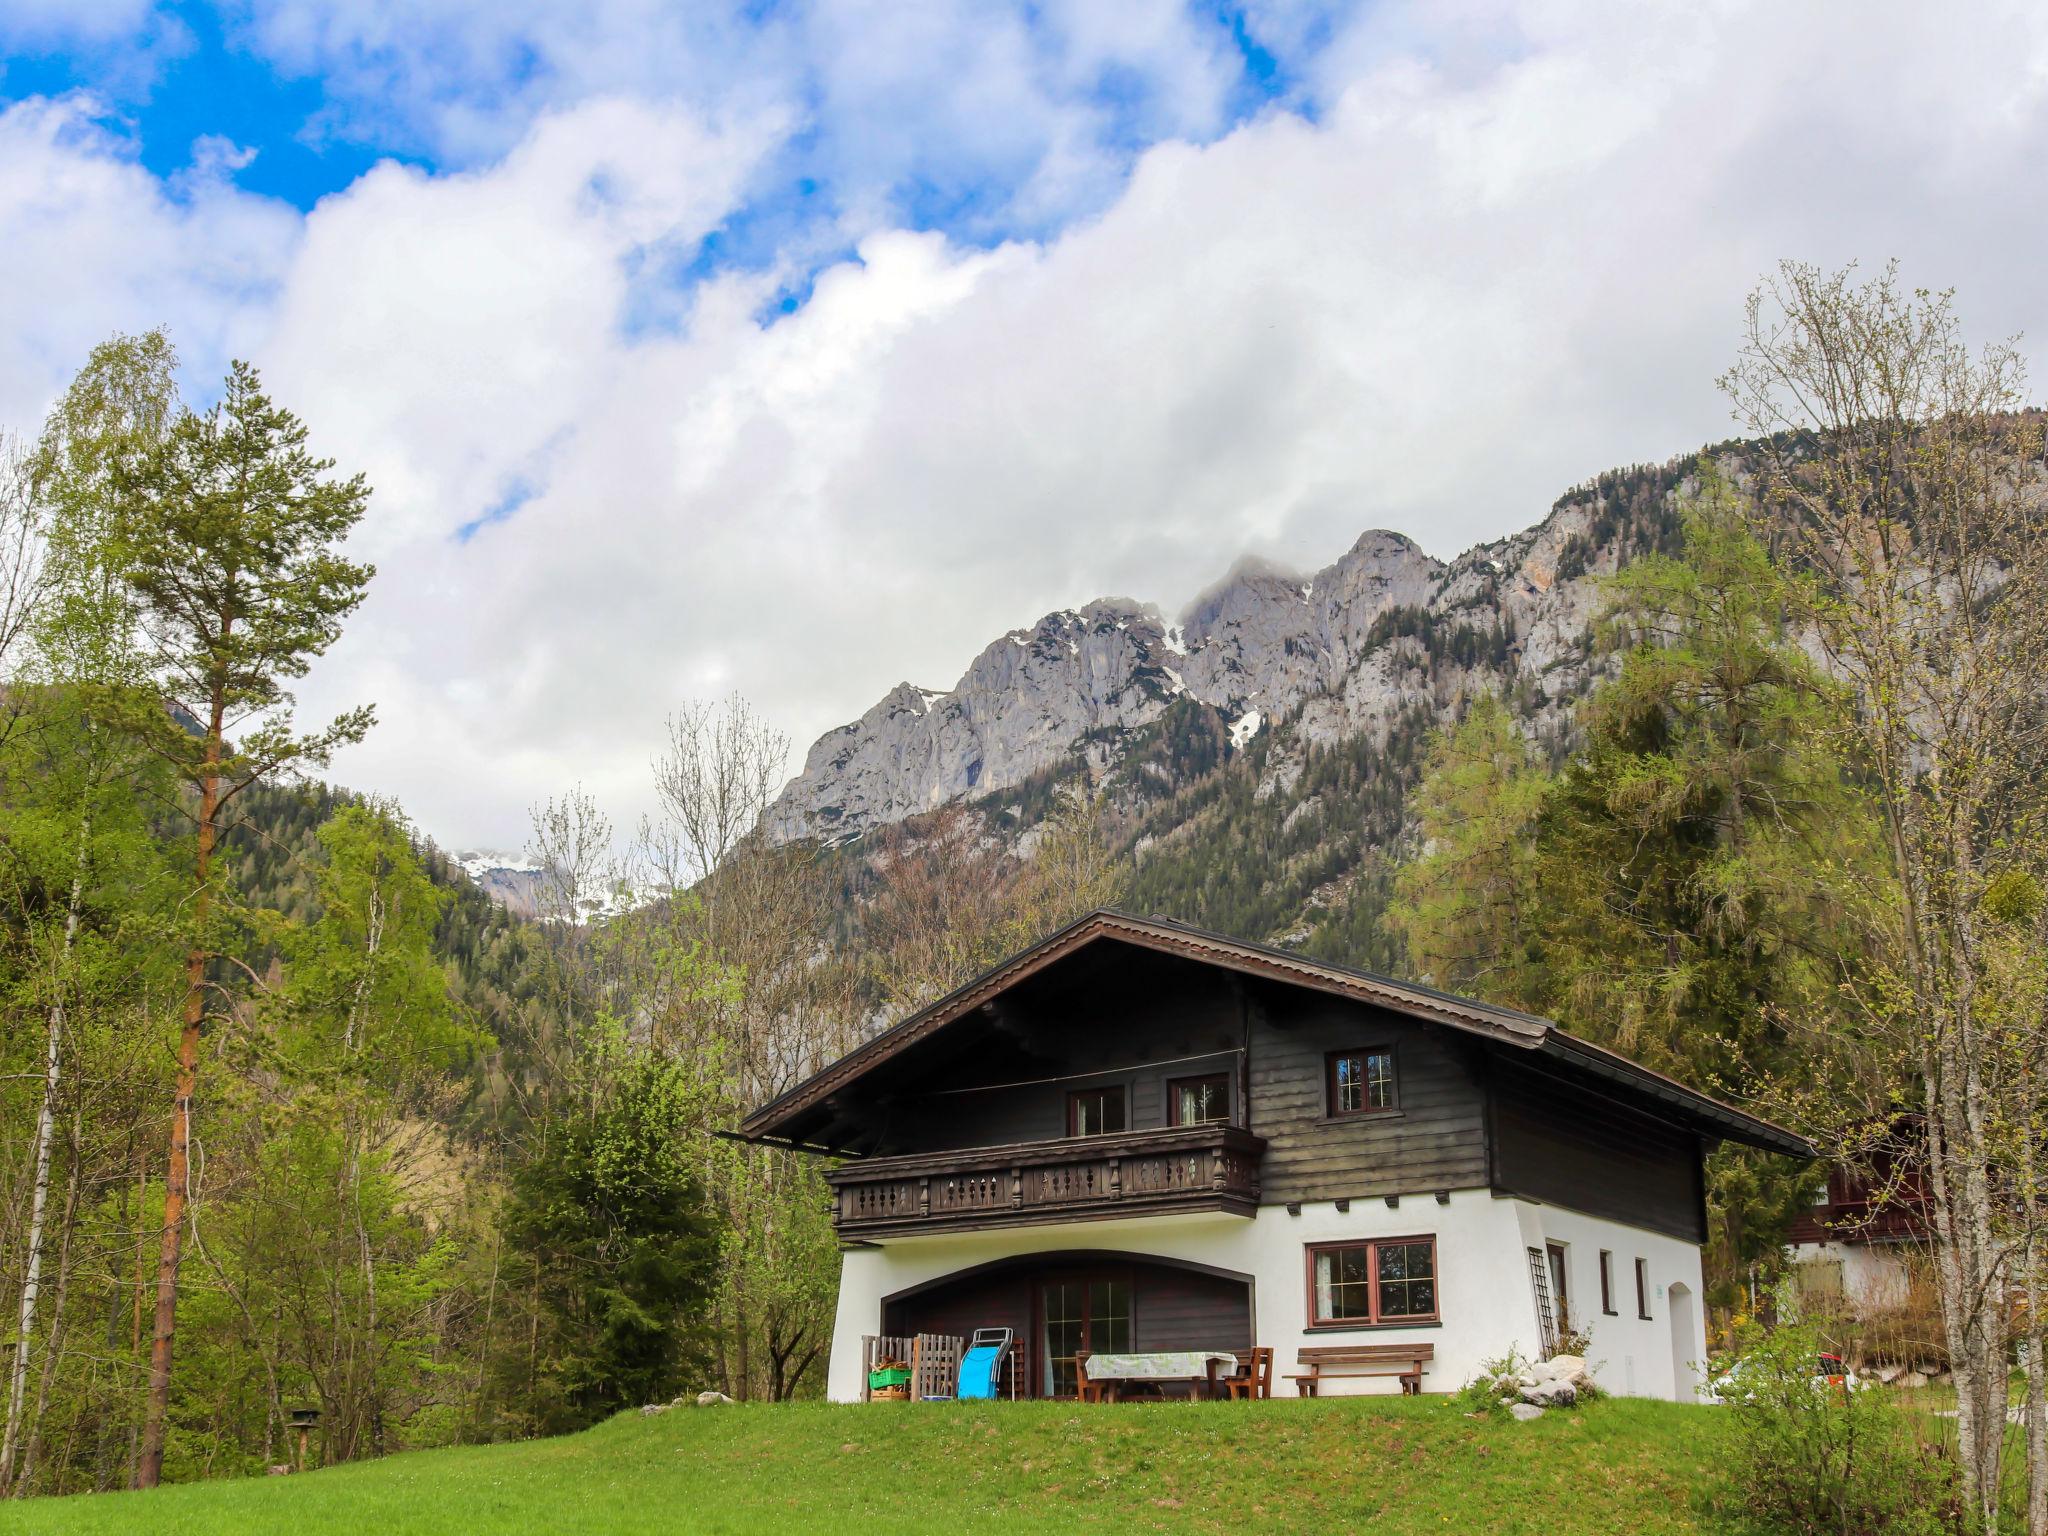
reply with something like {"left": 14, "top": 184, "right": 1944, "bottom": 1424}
{"left": 736, "top": 911, "right": 1813, "bottom": 1402}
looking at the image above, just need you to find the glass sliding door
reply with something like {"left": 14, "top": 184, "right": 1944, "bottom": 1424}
{"left": 1040, "top": 1274, "right": 1133, "bottom": 1397}
{"left": 1042, "top": 1280, "right": 1085, "bottom": 1399}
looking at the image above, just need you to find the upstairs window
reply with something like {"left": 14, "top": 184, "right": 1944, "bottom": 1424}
{"left": 1327, "top": 1048, "right": 1397, "bottom": 1116}
{"left": 1600, "top": 1251, "right": 1617, "bottom": 1316}
{"left": 1067, "top": 1085, "right": 1126, "bottom": 1138}
{"left": 1169, "top": 1073, "right": 1230, "bottom": 1126}
{"left": 1308, "top": 1237, "right": 1439, "bottom": 1327}
{"left": 1635, "top": 1258, "right": 1652, "bottom": 1319}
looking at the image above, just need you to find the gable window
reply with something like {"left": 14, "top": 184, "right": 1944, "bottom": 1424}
{"left": 1327, "top": 1048, "right": 1397, "bottom": 1116}
{"left": 1307, "top": 1237, "right": 1439, "bottom": 1328}
{"left": 1169, "top": 1073, "right": 1230, "bottom": 1126}
{"left": 1067, "top": 1085, "right": 1126, "bottom": 1138}
{"left": 1635, "top": 1258, "right": 1652, "bottom": 1320}
{"left": 1599, "top": 1251, "right": 1617, "bottom": 1316}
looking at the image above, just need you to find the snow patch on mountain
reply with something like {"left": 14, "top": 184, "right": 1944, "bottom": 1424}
{"left": 768, "top": 489, "right": 1639, "bottom": 844}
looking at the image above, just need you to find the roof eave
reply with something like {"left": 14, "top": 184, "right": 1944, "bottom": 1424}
{"left": 736, "top": 908, "right": 1816, "bottom": 1162}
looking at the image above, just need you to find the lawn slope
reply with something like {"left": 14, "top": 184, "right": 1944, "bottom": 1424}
{"left": 0, "top": 1396, "right": 1733, "bottom": 1535}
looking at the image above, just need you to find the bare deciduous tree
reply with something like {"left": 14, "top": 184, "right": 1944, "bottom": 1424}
{"left": 1723, "top": 260, "right": 2048, "bottom": 1531}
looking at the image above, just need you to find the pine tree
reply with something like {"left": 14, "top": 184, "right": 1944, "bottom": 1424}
{"left": 116, "top": 361, "right": 376, "bottom": 1488}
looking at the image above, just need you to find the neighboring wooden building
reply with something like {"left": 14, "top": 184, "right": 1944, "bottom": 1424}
{"left": 1786, "top": 1150, "right": 1935, "bottom": 1313}
{"left": 735, "top": 910, "right": 1813, "bottom": 1402}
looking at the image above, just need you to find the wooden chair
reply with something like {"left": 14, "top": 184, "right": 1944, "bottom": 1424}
{"left": 1224, "top": 1346, "right": 1274, "bottom": 1400}
{"left": 1286, "top": 1343, "right": 1434, "bottom": 1397}
{"left": 1076, "top": 1352, "right": 1106, "bottom": 1404}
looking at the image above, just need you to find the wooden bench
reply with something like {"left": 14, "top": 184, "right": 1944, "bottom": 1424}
{"left": 1286, "top": 1343, "right": 1434, "bottom": 1397}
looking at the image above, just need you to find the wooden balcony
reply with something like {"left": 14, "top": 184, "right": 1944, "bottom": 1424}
{"left": 827, "top": 1123, "right": 1265, "bottom": 1239}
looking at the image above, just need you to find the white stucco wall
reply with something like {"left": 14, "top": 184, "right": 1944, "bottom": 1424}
{"left": 827, "top": 1193, "right": 1706, "bottom": 1404}
{"left": 1520, "top": 1204, "right": 1709, "bottom": 1402}
{"left": 1788, "top": 1240, "right": 1914, "bottom": 1311}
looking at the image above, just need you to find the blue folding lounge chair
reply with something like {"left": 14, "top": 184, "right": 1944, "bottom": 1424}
{"left": 957, "top": 1328, "right": 1013, "bottom": 1401}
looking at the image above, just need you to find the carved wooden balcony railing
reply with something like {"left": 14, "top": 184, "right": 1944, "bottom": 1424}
{"left": 827, "top": 1123, "right": 1265, "bottom": 1238}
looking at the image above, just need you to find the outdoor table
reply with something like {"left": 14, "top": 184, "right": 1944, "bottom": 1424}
{"left": 1081, "top": 1351, "right": 1239, "bottom": 1402}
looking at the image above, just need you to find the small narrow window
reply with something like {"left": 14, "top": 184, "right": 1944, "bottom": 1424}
{"left": 1635, "top": 1258, "right": 1652, "bottom": 1320}
{"left": 1546, "top": 1242, "right": 1570, "bottom": 1333}
{"left": 1168, "top": 1073, "right": 1230, "bottom": 1126}
{"left": 1327, "top": 1048, "right": 1397, "bottom": 1116}
{"left": 1599, "top": 1251, "right": 1617, "bottom": 1316}
{"left": 1067, "top": 1086, "right": 1126, "bottom": 1138}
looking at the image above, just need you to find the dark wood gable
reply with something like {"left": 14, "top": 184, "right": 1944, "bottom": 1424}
{"left": 1246, "top": 982, "right": 1489, "bottom": 1204}
{"left": 737, "top": 912, "right": 1813, "bottom": 1190}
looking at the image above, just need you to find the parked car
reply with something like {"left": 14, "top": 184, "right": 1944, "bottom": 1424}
{"left": 1704, "top": 1351, "right": 1871, "bottom": 1404}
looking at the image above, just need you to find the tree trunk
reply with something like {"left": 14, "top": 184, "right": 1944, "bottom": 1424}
{"left": 136, "top": 710, "right": 222, "bottom": 1489}
{"left": 2023, "top": 1176, "right": 2047, "bottom": 1536}
{"left": 0, "top": 806, "right": 87, "bottom": 1493}
{"left": 20, "top": 1120, "right": 84, "bottom": 1497}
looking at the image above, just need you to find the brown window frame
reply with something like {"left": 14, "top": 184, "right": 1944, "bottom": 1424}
{"left": 1066, "top": 1084, "right": 1127, "bottom": 1138}
{"left": 1325, "top": 1046, "right": 1398, "bottom": 1118}
{"left": 1599, "top": 1250, "right": 1617, "bottom": 1316}
{"left": 1167, "top": 1072, "right": 1231, "bottom": 1127}
{"left": 1304, "top": 1236, "right": 1441, "bottom": 1330}
{"left": 1635, "top": 1257, "right": 1652, "bottom": 1320}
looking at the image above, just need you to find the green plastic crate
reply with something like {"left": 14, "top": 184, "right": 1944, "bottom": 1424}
{"left": 868, "top": 1367, "right": 911, "bottom": 1390}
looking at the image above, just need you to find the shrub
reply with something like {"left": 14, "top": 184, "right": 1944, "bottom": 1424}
{"left": 1714, "top": 1318, "right": 1960, "bottom": 1535}
{"left": 1451, "top": 1347, "right": 1530, "bottom": 1418}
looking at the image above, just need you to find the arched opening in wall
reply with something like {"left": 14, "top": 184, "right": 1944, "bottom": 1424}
{"left": 881, "top": 1250, "right": 1254, "bottom": 1400}
{"left": 1667, "top": 1281, "right": 1701, "bottom": 1402}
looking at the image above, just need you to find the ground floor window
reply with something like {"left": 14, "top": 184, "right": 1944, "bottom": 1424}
{"left": 1307, "top": 1237, "right": 1439, "bottom": 1327}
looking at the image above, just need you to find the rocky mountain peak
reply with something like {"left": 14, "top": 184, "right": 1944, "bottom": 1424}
{"left": 768, "top": 461, "right": 1695, "bottom": 845}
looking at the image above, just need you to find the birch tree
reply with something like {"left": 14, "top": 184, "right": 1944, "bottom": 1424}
{"left": 0, "top": 333, "right": 176, "bottom": 1493}
{"left": 1721, "top": 260, "right": 2048, "bottom": 1531}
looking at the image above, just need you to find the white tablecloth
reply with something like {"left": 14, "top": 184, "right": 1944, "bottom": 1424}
{"left": 1084, "top": 1351, "right": 1238, "bottom": 1380}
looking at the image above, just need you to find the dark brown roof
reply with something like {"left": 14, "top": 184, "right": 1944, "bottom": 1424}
{"left": 737, "top": 908, "right": 1814, "bottom": 1159}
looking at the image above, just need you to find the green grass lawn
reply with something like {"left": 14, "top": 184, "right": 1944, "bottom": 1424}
{"left": 0, "top": 1396, "right": 1738, "bottom": 1536}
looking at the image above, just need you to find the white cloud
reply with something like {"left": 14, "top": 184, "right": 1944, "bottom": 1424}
{"left": 2, "top": 1, "right": 2046, "bottom": 853}
{"left": 0, "top": 95, "right": 298, "bottom": 427}
{"left": 228, "top": 0, "right": 1246, "bottom": 231}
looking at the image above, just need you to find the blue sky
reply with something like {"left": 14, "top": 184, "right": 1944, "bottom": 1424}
{"left": 1, "top": 2, "right": 2043, "bottom": 852}
{"left": 2, "top": 5, "right": 389, "bottom": 208}
{"left": 1, "top": 2, "right": 1332, "bottom": 282}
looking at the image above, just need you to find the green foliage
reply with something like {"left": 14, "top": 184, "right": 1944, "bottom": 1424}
{"left": 1123, "top": 703, "right": 1435, "bottom": 959}
{"left": 1450, "top": 1345, "right": 1533, "bottom": 1420}
{"left": 1714, "top": 1319, "right": 1960, "bottom": 1535}
{"left": 270, "top": 804, "right": 481, "bottom": 1089}
{"left": 1390, "top": 480, "right": 1870, "bottom": 1297}
{"left": 111, "top": 357, "right": 376, "bottom": 785}
{"left": 1386, "top": 693, "right": 1552, "bottom": 997}
{"left": 503, "top": 1043, "right": 720, "bottom": 1434}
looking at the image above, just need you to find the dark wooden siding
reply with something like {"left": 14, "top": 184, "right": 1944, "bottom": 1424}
{"left": 832, "top": 941, "right": 1709, "bottom": 1238}
{"left": 1489, "top": 1056, "right": 1706, "bottom": 1243}
{"left": 1247, "top": 984, "right": 1489, "bottom": 1205}
{"left": 885, "top": 1267, "right": 1032, "bottom": 1352}
{"left": 1130, "top": 1266, "right": 1252, "bottom": 1353}
{"left": 882, "top": 951, "right": 1245, "bottom": 1154}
